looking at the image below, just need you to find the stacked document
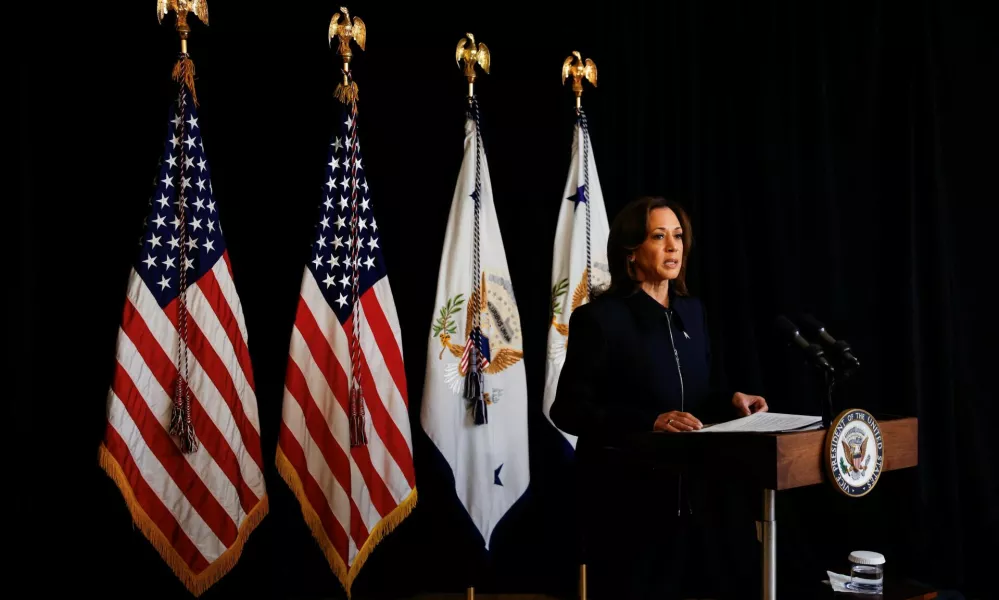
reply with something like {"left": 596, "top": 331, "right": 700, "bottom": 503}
{"left": 695, "top": 412, "right": 823, "bottom": 433}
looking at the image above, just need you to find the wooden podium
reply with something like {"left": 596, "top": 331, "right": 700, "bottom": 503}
{"left": 620, "top": 416, "right": 919, "bottom": 600}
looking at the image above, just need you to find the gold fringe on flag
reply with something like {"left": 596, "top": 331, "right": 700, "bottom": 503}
{"left": 275, "top": 446, "right": 417, "bottom": 598}
{"left": 98, "top": 444, "right": 269, "bottom": 597}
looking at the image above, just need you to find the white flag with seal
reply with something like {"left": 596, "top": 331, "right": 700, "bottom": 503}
{"left": 420, "top": 114, "right": 529, "bottom": 548}
{"left": 542, "top": 119, "right": 611, "bottom": 449}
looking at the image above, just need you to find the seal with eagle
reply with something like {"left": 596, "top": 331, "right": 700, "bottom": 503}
{"left": 436, "top": 274, "right": 523, "bottom": 376}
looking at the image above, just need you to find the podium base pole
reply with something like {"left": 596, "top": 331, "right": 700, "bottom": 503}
{"left": 762, "top": 488, "right": 776, "bottom": 600}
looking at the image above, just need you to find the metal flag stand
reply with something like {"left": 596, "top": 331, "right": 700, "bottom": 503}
{"left": 562, "top": 50, "right": 598, "bottom": 600}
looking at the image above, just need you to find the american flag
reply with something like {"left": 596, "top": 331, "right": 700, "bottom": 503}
{"left": 98, "top": 86, "right": 268, "bottom": 597}
{"left": 275, "top": 100, "right": 416, "bottom": 595}
{"left": 460, "top": 335, "right": 491, "bottom": 374}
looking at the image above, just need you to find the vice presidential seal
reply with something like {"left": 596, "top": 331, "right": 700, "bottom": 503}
{"left": 432, "top": 271, "right": 524, "bottom": 415}
{"left": 825, "top": 408, "right": 884, "bottom": 497}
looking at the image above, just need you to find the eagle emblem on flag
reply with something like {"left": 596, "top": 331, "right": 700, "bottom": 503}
{"left": 547, "top": 264, "right": 610, "bottom": 364}
{"left": 549, "top": 265, "right": 609, "bottom": 340}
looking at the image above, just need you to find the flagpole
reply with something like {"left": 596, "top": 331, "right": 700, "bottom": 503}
{"left": 156, "top": 0, "right": 211, "bottom": 453}
{"left": 457, "top": 33, "right": 491, "bottom": 426}
{"left": 457, "top": 36, "right": 491, "bottom": 595}
{"left": 563, "top": 52, "right": 598, "bottom": 303}
{"left": 328, "top": 6, "right": 370, "bottom": 447}
{"left": 563, "top": 51, "right": 599, "bottom": 600}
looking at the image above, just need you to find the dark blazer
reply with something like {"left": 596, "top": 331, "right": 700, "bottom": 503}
{"left": 550, "top": 287, "right": 734, "bottom": 456}
{"left": 550, "top": 287, "right": 745, "bottom": 598}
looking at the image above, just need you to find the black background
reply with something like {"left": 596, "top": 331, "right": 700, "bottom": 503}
{"left": 17, "top": 0, "right": 996, "bottom": 598}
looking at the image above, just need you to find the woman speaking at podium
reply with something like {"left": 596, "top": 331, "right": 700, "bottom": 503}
{"left": 550, "top": 196, "right": 767, "bottom": 599}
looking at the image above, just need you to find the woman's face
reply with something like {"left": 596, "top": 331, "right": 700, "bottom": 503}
{"left": 629, "top": 207, "right": 683, "bottom": 284}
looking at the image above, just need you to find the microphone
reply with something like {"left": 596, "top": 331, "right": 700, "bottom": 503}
{"left": 774, "top": 316, "right": 836, "bottom": 375}
{"left": 799, "top": 314, "right": 861, "bottom": 371}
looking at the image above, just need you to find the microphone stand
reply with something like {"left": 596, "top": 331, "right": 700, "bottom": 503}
{"left": 822, "top": 370, "right": 836, "bottom": 429}
{"left": 820, "top": 354, "right": 859, "bottom": 429}
{"left": 774, "top": 316, "right": 859, "bottom": 428}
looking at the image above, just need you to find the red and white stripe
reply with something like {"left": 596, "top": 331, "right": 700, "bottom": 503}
{"left": 277, "top": 269, "right": 416, "bottom": 590}
{"left": 459, "top": 336, "right": 490, "bottom": 374}
{"left": 100, "top": 253, "right": 267, "bottom": 593}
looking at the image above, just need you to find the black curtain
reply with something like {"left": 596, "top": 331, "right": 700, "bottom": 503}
{"left": 17, "top": 0, "right": 995, "bottom": 598}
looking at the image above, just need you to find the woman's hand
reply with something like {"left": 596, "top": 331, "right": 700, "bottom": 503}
{"left": 732, "top": 392, "right": 768, "bottom": 416}
{"left": 654, "top": 411, "right": 703, "bottom": 432}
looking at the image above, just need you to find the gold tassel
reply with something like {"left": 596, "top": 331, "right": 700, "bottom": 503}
{"left": 348, "top": 386, "right": 368, "bottom": 447}
{"left": 98, "top": 444, "right": 269, "bottom": 597}
{"left": 275, "top": 446, "right": 417, "bottom": 598}
{"left": 172, "top": 56, "right": 199, "bottom": 107}
{"left": 334, "top": 81, "right": 359, "bottom": 104}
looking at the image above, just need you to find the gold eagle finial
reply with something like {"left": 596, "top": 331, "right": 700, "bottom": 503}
{"left": 562, "top": 51, "right": 597, "bottom": 111}
{"left": 456, "top": 33, "right": 490, "bottom": 99}
{"left": 156, "top": 0, "right": 209, "bottom": 54}
{"left": 329, "top": 6, "right": 367, "bottom": 57}
{"left": 156, "top": 1, "right": 208, "bottom": 105}
{"left": 328, "top": 6, "right": 367, "bottom": 103}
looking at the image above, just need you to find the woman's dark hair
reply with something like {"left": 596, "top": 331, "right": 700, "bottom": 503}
{"left": 600, "top": 196, "right": 693, "bottom": 297}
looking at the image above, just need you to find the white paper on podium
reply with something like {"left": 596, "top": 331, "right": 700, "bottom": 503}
{"left": 695, "top": 412, "right": 823, "bottom": 433}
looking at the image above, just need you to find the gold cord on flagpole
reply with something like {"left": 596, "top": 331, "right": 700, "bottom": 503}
{"left": 562, "top": 51, "right": 598, "bottom": 112}
{"left": 329, "top": 6, "right": 366, "bottom": 103}
{"left": 157, "top": 0, "right": 208, "bottom": 106}
{"left": 457, "top": 33, "right": 490, "bottom": 101}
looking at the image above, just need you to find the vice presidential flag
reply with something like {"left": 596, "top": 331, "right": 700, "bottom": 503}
{"left": 542, "top": 116, "right": 610, "bottom": 450}
{"left": 421, "top": 107, "right": 529, "bottom": 548}
{"left": 275, "top": 100, "right": 416, "bottom": 596}
{"left": 98, "top": 85, "right": 268, "bottom": 596}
